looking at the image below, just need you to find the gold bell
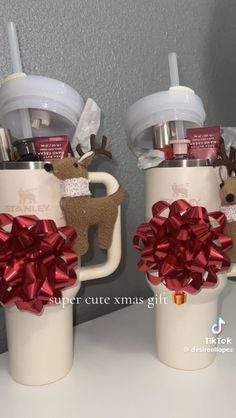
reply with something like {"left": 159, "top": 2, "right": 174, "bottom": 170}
{"left": 172, "top": 291, "right": 187, "bottom": 305}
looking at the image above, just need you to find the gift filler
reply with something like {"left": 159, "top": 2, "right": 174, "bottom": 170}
{"left": 187, "top": 126, "right": 221, "bottom": 159}
{"left": 33, "top": 136, "right": 68, "bottom": 160}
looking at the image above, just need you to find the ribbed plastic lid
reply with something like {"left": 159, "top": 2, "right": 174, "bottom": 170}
{"left": 125, "top": 87, "right": 206, "bottom": 155}
{"left": 0, "top": 75, "right": 84, "bottom": 139}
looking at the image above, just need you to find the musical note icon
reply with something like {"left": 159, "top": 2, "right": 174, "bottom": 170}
{"left": 211, "top": 317, "right": 226, "bottom": 335}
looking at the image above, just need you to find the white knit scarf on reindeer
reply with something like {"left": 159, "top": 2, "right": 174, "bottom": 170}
{"left": 61, "top": 178, "right": 91, "bottom": 198}
{"left": 220, "top": 205, "right": 236, "bottom": 222}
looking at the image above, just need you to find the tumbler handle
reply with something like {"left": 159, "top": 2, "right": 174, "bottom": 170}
{"left": 227, "top": 263, "right": 236, "bottom": 278}
{"left": 78, "top": 172, "right": 122, "bottom": 282}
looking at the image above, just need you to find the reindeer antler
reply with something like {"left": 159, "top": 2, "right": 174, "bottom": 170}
{"left": 213, "top": 137, "right": 236, "bottom": 176}
{"left": 76, "top": 134, "right": 112, "bottom": 159}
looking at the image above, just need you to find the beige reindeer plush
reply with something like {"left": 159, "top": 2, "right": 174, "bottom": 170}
{"left": 45, "top": 136, "right": 124, "bottom": 256}
{"left": 213, "top": 138, "right": 236, "bottom": 262}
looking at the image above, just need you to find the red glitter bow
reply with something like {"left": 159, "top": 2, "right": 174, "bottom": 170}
{"left": 133, "top": 200, "right": 232, "bottom": 300}
{"left": 0, "top": 214, "right": 78, "bottom": 313}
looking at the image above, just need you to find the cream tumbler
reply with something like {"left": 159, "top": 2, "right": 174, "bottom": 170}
{"left": 0, "top": 162, "right": 122, "bottom": 385}
{"left": 144, "top": 160, "right": 236, "bottom": 370}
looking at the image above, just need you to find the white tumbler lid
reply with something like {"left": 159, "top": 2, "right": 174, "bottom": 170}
{"left": 0, "top": 75, "right": 84, "bottom": 139}
{"left": 125, "top": 86, "right": 205, "bottom": 155}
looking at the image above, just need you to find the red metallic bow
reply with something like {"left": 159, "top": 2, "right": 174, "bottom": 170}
{"left": 0, "top": 214, "right": 78, "bottom": 313}
{"left": 133, "top": 200, "right": 232, "bottom": 300}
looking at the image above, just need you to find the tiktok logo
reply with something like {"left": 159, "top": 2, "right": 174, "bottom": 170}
{"left": 211, "top": 317, "right": 226, "bottom": 335}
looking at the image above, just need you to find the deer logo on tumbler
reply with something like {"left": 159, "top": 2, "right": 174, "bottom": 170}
{"left": 172, "top": 182, "right": 189, "bottom": 198}
{"left": 18, "top": 188, "right": 36, "bottom": 204}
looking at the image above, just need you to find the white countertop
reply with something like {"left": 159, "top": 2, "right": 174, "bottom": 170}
{"left": 0, "top": 282, "right": 236, "bottom": 418}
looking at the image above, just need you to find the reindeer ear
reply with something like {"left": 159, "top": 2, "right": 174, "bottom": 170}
{"left": 219, "top": 166, "right": 229, "bottom": 183}
{"left": 78, "top": 151, "right": 95, "bottom": 168}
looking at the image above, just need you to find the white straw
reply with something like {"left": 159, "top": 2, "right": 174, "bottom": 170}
{"left": 7, "top": 22, "right": 33, "bottom": 138}
{"left": 168, "top": 52, "right": 180, "bottom": 87}
{"left": 168, "top": 52, "right": 185, "bottom": 139}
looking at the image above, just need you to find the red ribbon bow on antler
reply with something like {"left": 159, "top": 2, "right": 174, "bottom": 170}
{"left": 133, "top": 200, "right": 232, "bottom": 301}
{"left": 0, "top": 214, "right": 78, "bottom": 314}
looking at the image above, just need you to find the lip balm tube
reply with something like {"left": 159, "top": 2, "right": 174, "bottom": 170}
{"left": 170, "top": 139, "right": 190, "bottom": 159}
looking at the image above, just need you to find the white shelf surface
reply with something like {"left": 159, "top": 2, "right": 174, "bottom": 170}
{"left": 0, "top": 281, "right": 236, "bottom": 418}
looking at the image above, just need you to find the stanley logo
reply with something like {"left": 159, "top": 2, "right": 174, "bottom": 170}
{"left": 160, "top": 182, "right": 201, "bottom": 205}
{"left": 4, "top": 188, "right": 50, "bottom": 213}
